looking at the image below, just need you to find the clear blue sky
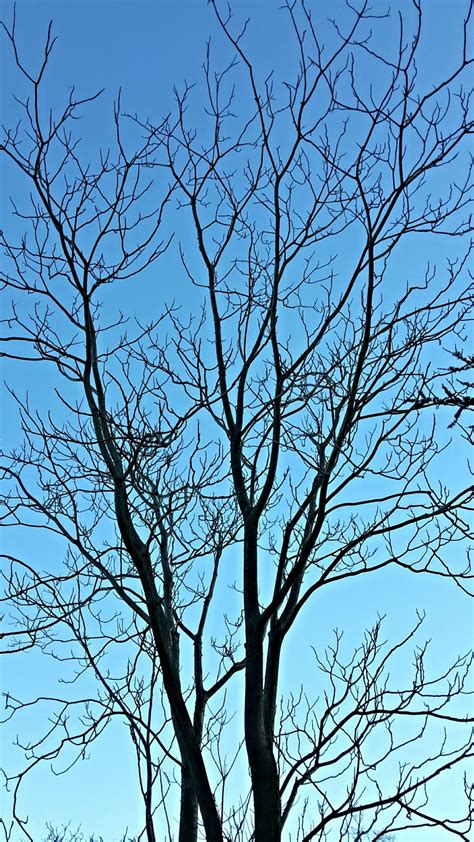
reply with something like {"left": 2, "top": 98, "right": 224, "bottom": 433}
{"left": 1, "top": 1, "right": 472, "bottom": 840}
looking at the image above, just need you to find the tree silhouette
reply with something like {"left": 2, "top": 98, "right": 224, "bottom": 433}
{"left": 1, "top": 1, "right": 473, "bottom": 840}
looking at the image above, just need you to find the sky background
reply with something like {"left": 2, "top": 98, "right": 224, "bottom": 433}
{"left": 1, "top": 1, "right": 472, "bottom": 840}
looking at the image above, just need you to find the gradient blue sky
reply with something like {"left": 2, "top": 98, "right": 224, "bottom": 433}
{"left": 1, "top": 1, "right": 472, "bottom": 840}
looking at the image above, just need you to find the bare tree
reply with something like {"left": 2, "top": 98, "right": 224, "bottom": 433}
{"left": 1, "top": 1, "right": 473, "bottom": 840}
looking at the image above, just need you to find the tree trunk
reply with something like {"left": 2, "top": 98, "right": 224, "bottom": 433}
{"left": 178, "top": 765, "right": 199, "bottom": 842}
{"left": 243, "top": 524, "right": 282, "bottom": 840}
{"left": 145, "top": 804, "right": 157, "bottom": 842}
{"left": 112, "top": 487, "right": 222, "bottom": 842}
{"left": 146, "top": 603, "right": 223, "bottom": 842}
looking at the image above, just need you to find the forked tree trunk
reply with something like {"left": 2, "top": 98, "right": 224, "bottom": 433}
{"left": 146, "top": 609, "right": 222, "bottom": 842}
